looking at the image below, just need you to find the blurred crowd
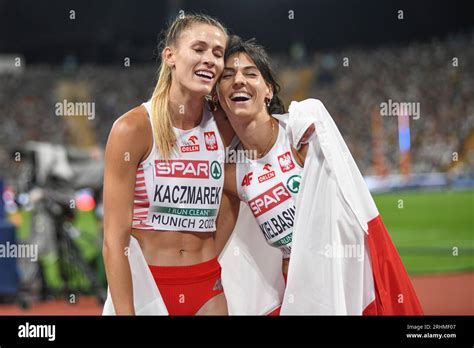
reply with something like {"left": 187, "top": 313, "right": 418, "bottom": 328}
{"left": 1, "top": 33, "right": 473, "bottom": 179}
{"left": 285, "top": 32, "right": 474, "bottom": 175}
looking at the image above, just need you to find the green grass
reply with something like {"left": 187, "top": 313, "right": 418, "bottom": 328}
{"left": 374, "top": 189, "right": 474, "bottom": 274}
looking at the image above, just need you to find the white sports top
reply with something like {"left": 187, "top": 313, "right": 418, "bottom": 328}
{"left": 235, "top": 120, "right": 303, "bottom": 258}
{"left": 132, "top": 101, "right": 225, "bottom": 232}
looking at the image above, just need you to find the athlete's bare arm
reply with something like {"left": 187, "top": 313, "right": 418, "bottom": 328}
{"left": 215, "top": 192, "right": 240, "bottom": 256}
{"left": 213, "top": 107, "right": 235, "bottom": 147}
{"left": 103, "top": 106, "right": 151, "bottom": 315}
{"left": 213, "top": 107, "right": 239, "bottom": 256}
{"left": 215, "top": 163, "right": 240, "bottom": 256}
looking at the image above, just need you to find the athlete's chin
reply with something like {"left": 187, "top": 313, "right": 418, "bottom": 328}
{"left": 187, "top": 82, "right": 214, "bottom": 97}
{"left": 229, "top": 108, "right": 254, "bottom": 120}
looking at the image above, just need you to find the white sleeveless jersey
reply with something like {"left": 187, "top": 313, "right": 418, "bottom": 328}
{"left": 131, "top": 101, "right": 225, "bottom": 232}
{"left": 235, "top": 120, "right": 303, "bottom": 258}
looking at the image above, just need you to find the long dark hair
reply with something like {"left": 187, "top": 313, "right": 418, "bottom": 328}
{"left": 224, "top": 35, "right": 286, "bottom": 114}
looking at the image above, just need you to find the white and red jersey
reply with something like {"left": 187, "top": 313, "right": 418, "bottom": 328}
{"left": 235, "top": 120, "right": 303, "bottom": 258}
{"left": 132, "top": 101, "right": 225, "bottom": 232}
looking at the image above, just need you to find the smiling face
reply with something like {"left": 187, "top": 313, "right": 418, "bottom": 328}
{"left": 164, "top": 23, "right": 226, "bottom": 96}
{"left": 217, "top": 52, "right": 273, "bottom": 120}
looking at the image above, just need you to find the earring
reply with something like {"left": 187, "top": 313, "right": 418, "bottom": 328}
{"left": 265, "top": 97, "right": 271, "bottom": 107}
{"left": 211, "top": 99, "right": 218, "bottom": 112}
{"left": 212, "top": 93, "right": 220, "bottom": 111}
{"left": 206, "top": 95, "right": 219, "bottom": 112}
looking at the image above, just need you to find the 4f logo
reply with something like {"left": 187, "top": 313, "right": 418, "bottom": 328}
{"left": 204, "top": 131, "right": 218, "bottom": 151}
{"left": 278, "top": 152, "right": 295, "bottom": 172}
{"left": 181, "top": 135, "right": 200, "bottom": 153}
{"left": 241, "top": 172, "right": 253, "bottom": 186}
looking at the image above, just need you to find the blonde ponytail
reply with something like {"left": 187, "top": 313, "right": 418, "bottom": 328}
{"left": 150, "top": 62, "right": 174, "bottom": 159}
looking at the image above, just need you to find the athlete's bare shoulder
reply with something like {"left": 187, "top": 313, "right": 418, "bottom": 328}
{"left": 113, "top": 105, "right": 151, "bottom": 134}
{"left": 107, "top": 105, "right": 153, "bottom": 161}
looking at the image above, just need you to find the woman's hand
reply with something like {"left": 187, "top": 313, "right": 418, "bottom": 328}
{"left": 295, "top": 123, "right": 316, "bottom": 166}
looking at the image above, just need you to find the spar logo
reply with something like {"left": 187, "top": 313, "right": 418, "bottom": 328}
{"left": 248, "top": 182, "right": 291, "bottom": 217}
{"left": 155, "top": 160, "right": 209, "bottom": 179}
{"left": 180, "top": 135, "right": 200, "bottom": 153}
{"left": 278, "top": 151, "right": 295, "bottom": 172}
{"left": 258, "top": 163, "right": 275, "bottom": 183}
{"left": 204, "top": 131, "right": 218, "bottom": 151}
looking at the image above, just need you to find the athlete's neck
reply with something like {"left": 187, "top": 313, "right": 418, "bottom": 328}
{"left": 229, "top": 110, "right": 277, "bottom": 158}
{"left": 168, "top": 82, "right": 204, "bottom": 130}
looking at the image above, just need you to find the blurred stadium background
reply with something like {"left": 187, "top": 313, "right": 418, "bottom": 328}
{"left": 0, "top": 0, "right": 473, "bottom": 314}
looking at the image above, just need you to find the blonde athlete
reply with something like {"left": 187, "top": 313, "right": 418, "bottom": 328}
{"left": 103, "top": 15, "right": 234, "bottom": 316}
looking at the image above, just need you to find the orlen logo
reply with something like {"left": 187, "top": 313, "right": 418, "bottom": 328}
{"left": 204, "top": 131, "right": 218, "bottom": 151}
{"left": 181, "top": 135, "right": 200, "bottom": 153}
{"left": 278, "top": 152, "right": 295, "bottom": 172}
{"left": 248, "top": 182, "right": 291, "bottom": 217}
{"left": 155, "top": 160, "right": 209, "bottom": 178}
{"left": 258, "top": 163, "right": 275, "bottom": 183}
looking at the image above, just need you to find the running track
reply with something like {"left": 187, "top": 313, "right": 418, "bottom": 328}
{"left": 0, "top": 272, "right": 472, "bottom": 315}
